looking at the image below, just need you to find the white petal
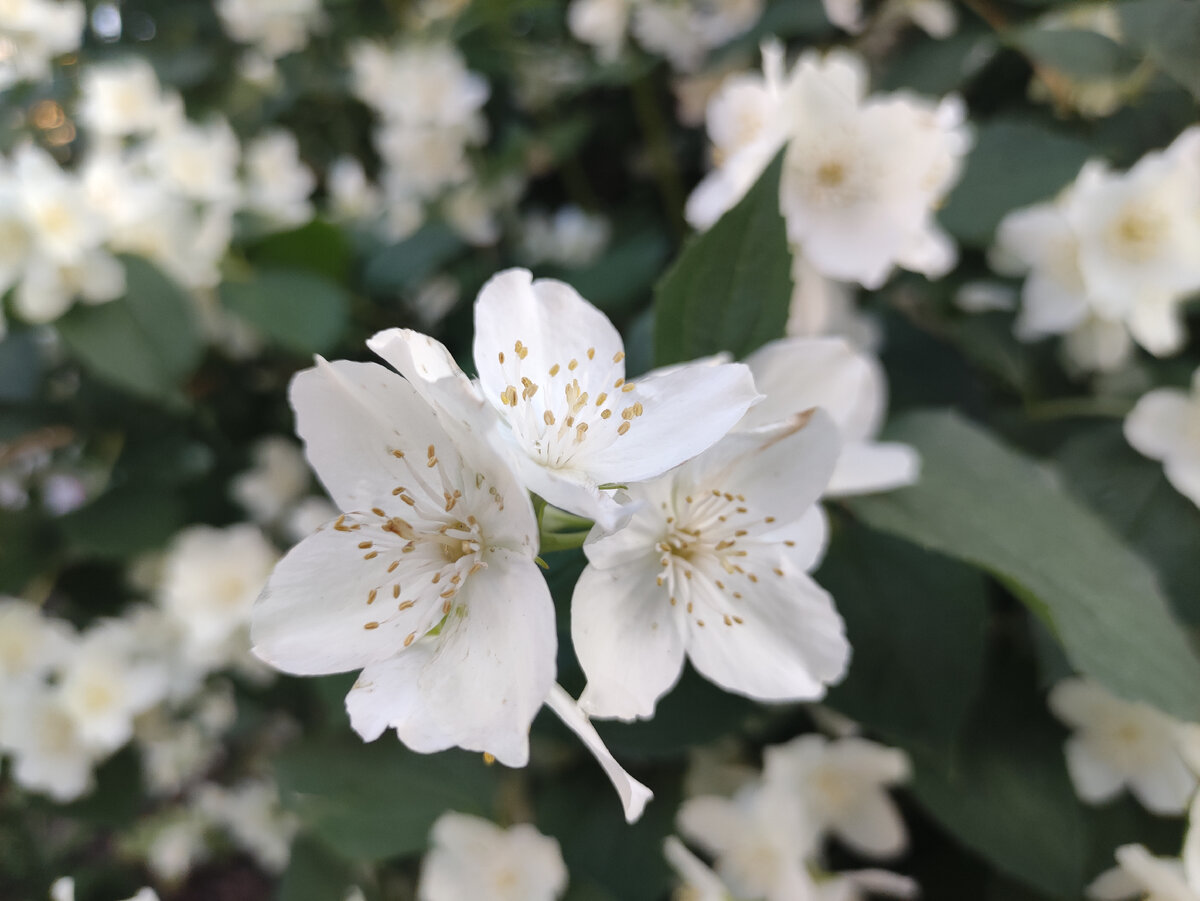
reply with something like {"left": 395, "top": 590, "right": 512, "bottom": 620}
{"left": 684, "top": 566, "right": 850, "bottom": 703}
{"left": 251, "top": 523, "right": 445, "bottom": 676}
{"left": 826, "top": 441, "right": 920, "bottom": 496}
{"left": 345, "top": 645, "right": 432, "bottom": 742}
{"left": 1128, "top": 749, "right": 1196, "bottom": 815}
{"left": 581, "top": 360, "right": 760, "bottom": 484}
{"left": 573, "top": 557, "right": 688, "bottom": 721}
{"left": 1014, "top": 273, "right": 1090, "bottom": 340}
{"left": 1064, "top": 736, "right": 1126, "bottom": 805}
{"left": 1124, "top": 389, "right": 1193, "bottom": 461}
{"left": 833, "top": 793, "right": 908, "bottom": 859}
{"left": 545, "top": 683, "right": 654, "bottom": 823}
{"left": 663, "top": 836, "right": 730, "bottom": 901}
{"left": 842, "top": 869, "right": 920, "bottom": 899}
{"left": 1127, "top": 293, "right": 1187, "bottom": 357}
{"left": 1164, "top": 458, "right": 1200, "bottom": 510}
{"left": 1087, "top": 865, "right": 1142, "bottom": 901}
{"left": 1184, "top": 794, "right": 1199, "bottom": 890}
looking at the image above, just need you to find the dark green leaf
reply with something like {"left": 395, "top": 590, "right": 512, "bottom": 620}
{"left": 847, "top": 410, "right": 1200, "bottom": 722}
{"left": 248, "top": 220, "right": 353, "bottom": 283}
{"left": 274, "top": 738, "right": 499, "bottom": 862}
{"left": 819, "top": 521, "right": 989, "bottom": 758}
{"left": 1119, "top": 0, "right": 1200, "bottom": 100}
{"left": 939, "top": 120, "right": 1091, "bottom": 247}
{"left": 0, "top": 330, "right": 42, "bottom": 402}
{"left": 220, "top": 268, "right": 350, "bottom": 355}
{"left": 59, "top": 486, "right": 187, "bottom": 559}
{"left": 56, "top": 257, "right": 203, "bottom": 405}
{"left": 654, "top": 154, "right": 791, "bottom": 365}
{"left": 277, "top": 835, "right": 360, "bottom": 901}
{"left": 363, "top": 224, "right": 465, "bottom": 295}
{"left": 1010, "top": 28, "right": 1141, "bottom": 79}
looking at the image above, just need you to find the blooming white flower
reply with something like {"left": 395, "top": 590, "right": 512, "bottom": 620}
{"left": 0, "top": 0, "right": 84, "bottom": 89}
{"left": 215, "top": 0, "right": 324, "bottom": 58}
{"left": 418, "top": 812, "right": 568, "bottom": 901}
{"left": 572, "top": 410, "right": 849, "bottom": 720}
{"left": 779, "top": 50, "right": 969, "bottom": 289}
{"left": 1049, "top": 678, "right": 1197, "bottom": 815}
{"left": 78, "top": 58, "right": 169, "bottom": 139}
{"left": 567, "top": 0, "right": 630, "bottom": 62}
{"left": 158, "top": 523, "right": 279, "bottom": 662}
{"left": 11, "top": 144, "right": 106, "bottom": 267}
{"left": 763, "top": 735, "right": 912, "bottom": 859}
{"left": 251, "top": 356, "right": 555, "bottom": 766}
{"left": 678, "top": 779, "right": 821, "bottom": 901}
{"left": 739, "top": 337, "right": 919, "bottom": 497}
{"left": 371, "top": 269, "right": 758, "bottom": 528}
{"left": 231, "top": 436, "right": 312, "bottom": 525}
{"left": 241, "top": 129, "right": 315, "bottom": 226}
{"left": 1088, "top": 843, "right": 1199, "bottom": 901}
{"left": 0, "top": 681, "right": 100, "bottom": 801}
{"left": 1124, "top": 368, "right": 1200, "bottom": 510}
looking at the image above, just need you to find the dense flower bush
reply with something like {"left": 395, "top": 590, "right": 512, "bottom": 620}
{"left": 1, "top": 0, "right": 1199, "bottom": 899}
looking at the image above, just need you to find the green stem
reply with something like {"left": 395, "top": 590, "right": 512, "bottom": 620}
{"left": 1024, "top": 397, "right": 1133, "bottom": 421}
{"left": 630, "top": 73, "right": 686, "bottom": 239}
{"left": 539, "top": 530, "right": 592, "bottom": 554}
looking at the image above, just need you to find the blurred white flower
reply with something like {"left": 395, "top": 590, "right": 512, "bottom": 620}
{"left": 409, "top": 275, "right": 461, "bottom": 329}
{"left": 143, "top": 812, "right": 210, "bottom": 883}
{"left": 143, "top": 114, "right": 241, "bottom": 206}
{"left": 252, "top": 356, "right": 554, "bottom": 767}
{"left": 678, "top": 779, "right": 822, "bottom": 901}
{"left": 1088, "top": 843, "right": 1199, "bottom": 901}
{"left": 78, "top": 57, "right": 169, "bottom": 138}
{"left": 1049, "top": 678, "right": 1197, "bottom": 815}
{"left": 0, "top": 0, "right": 84, "bottom": 89}
{"left": 158, "top": 523, "right": 279, "bottom": 662}
{"left": 242, "top": 129, "right": 315, "bottom": 226}
{"left": 521, "top": 206, "right": 611, "bottom": 268}
{"left": 283, "top": 496, "right": 340, "bottom": 544}
{"left": 215, "top": 0, "right": 324, "bottom": 59}
{"left": 326, "top": 155, "right": 381, "bottom": 222}
{"left": 632, "top": 0, "right": 763, "bottom": 73}
{"left": 568, "top": 0, "right": 630, "bottom": 62}
{"left": 664, "top": 835, "right": 733, "bottom": 901}
{"left": 0, "top": 681, "right": 100, "bottom": 801}
{"left": 739, "top": 337, "right": 919, "bottom": 497}
{"left": 786, "top": 256, "right": 881, "bottom": 351}
{"left": 573, "top": 411, "right": 848, "bottom": 720}
{"left": 231, "top": 436, "right": 312, "bottom": 525}
{"left": 196, "top": 777, "right": 299, "bottom": 873}
{"left": 1124, "top": 368, "right": 1200, "bottom": 510}
{"left": 418, "top": 812, "right": 568, "bottom": 901}
{"left": 0, "top": 597, "right": 75, "bottom": 681}
{"left": 763, "top": 735, "right": 912, "bottom": 859}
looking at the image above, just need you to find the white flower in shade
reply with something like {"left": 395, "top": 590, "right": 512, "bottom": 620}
{"left": 779, "top": 50, "right": 968, "bottom": 289}
{"left": 786, "top": 256, "right": 882, "bottom": 351}
{"left": 631, "top": 0, "right": 763, "bottom": 73}
{"left": 521, "top": 206, "right": 611, "bottom": 268}
{"left": 686, "top": 41, "right": 790, "bottom": 231}
{"left": 242, "top": 129, "right": 315, "bottom": 226}
{"left": 216, "top": 0, "right": 324, "bottom": 58}
{"left": 0, "top": 597, "right": 74, "bottom": 681}
{"left": 326, "top": 155, "right": 381, "bottom": 222}
{"left": 56, "top": 618, "right": 170, "bottom": 753}
{"left": 1124, "top": 368, "right": 1200, "bottom": 510}
{"left": 159, "top": 523, "right": 279, "bottom": 660}
{"left": 817, "top": 870, "right": 920, "bottom": 901}
{"left": 572, "top": 411, "right": 848, "bottom": 721}
{"left": 1088, "top": 843, "right": 1199, "bottom": 901}
{"left": 664, "top": 835, "right": 736, "bottom": 901}
{"left": 12, "top": 249, "right": 126, "bottom": 324}
{"left": 0, "top": 682, "right": 99, "bottom": 801}
{"left": 418, "top": 812, "right": 568, "bottom": 901}
{"left": 409, "top": 276, "right": 462, "bottom": 329}
{"left": 0, "top": 0, "right": 84, "bottom": 89}
{"left": 78, "top": 58, "right": 168, "bottom": 138}
{"left": 196, "top": 778, "right": 298, "bottom": 873}
{"left": 567, "top": 0, "right": 630, "bottom": 62}
{"left": 678, "top": 780, "right": 821, "bottom": 901}
{"left": 250, "top": 356, "right": 555, "bottom": 767}
{"left": 144, "top": 115, "right": 241, "bottom": 206}
{"left": 231, "top": 436, "right": 312, "bottom": 525}
{"left": 763, "top": 735, "right": 911, "bottom": 859}
{"left": 142, "top": 812, "right": 210, "bottom": 882}
{"left": 453, "top": 268, "right": 756, "bottom": 528}
{"left": 11, "top": 144, "right": 106, "bottom": 266}
{"left": 738, "top": 337, "right": 918, "bottom": 497}
{"left": 1048, "top": 678, "right": 1197, "bottom": 815}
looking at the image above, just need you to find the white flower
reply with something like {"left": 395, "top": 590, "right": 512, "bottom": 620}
{"left": 0, "top": 597, "right": 75, "bottom": 681}
{"left": 158, "top": 523, "right": 279, "bottom": 661}
{"left": 251, "top": 356, "right": 555, "bottom": 766}
{"left": 78, "top": 58, "right": 169, "bottom": 138}
{"left": 521, "top": 206, "right": 611, "bottom": 268}
{"left": 1124, "top": 368, "right": 1200, "bottom": 510}
{"left": 0, "top": 682, "right": 99, "bottom": 801}
{"left": 143, "top": 115, "right": 241, "bottom": 206}
{"left": 664, "top": 835, "right": 735, "bottom": 901}
{"left": 215, "top": 0, "right": 324, "bottom": 59}
{"left": 418, "top": 812, "right": 568, "bottom": 901}
{"left": 242, "top": 129, "right": 315, "bottom": 226}
{"left": 739, "top": 337, "right": 919, "bottom": 497}
{"left": 779, "top": 50, "right": 968, "bottom": 289}
{"left": 572, "top": 410, "right": 849, "bottom": 721}
{"left": 0, "top": 0, "right": 84, "bottom": 89}
{"left": 763, "top": 735, "right": 911, "bottom": 859}
{"left": 12, "top": 249, "right": 125, "bottom": 324}
{"left": 11, "top": 144, "right": 106, "bottom": 266}
{"left": 196, "top": 778, "right": 298, "bottom": 873}
{"left": 631, "top": 0, "right": 763, "bottom": 73}
{"left": 326, "top": 155, "right": 381, "bottom": 222}
{"left": 1088, "top": 843, "right": 1199, "bottom": 901}
{"left": 567, "top": 0, "right": 630, "bottom": 62}
{"left": 786, "top": 256, "right": 881, "bottom": 351}
{"left": 821, "top": 0, "right": 864, "bottom": 32}
{"left": 409, "top": 276, "right": 461, "bottom": 329}
{"left": 56, "top": 618, "right": 171, "bottom": 753}
{"left": 678, "top": 780, "right": 821, "bottom": 901}
{"left": 817, "top": 870, "right": 920, "bottom": 901}
{"left": 1048, "top": 678, "right": 1197, "bottom": 815}
{"left": 231, "top": 436, "right": 312, "bottom": 525}
{"left": 143, "top": 812, "right": 210, "bottom": 882}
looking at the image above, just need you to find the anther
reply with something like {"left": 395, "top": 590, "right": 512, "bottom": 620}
{"left": 618, "top": 422, "right": 631, "bottom": 435}
{"left": 544, "top": 410, "right": 556, "bottom": 425}
{"left": 612, "top": 351, "right": 625, "bottom": 363}
{"left": 364, "top": 622, "right": 379, "bottom": 630}
{"left": 367, "top": 589, "right": 377, "bottom": 604}
{"left": 403, "top": 632, "right": 416, "bottom": 647}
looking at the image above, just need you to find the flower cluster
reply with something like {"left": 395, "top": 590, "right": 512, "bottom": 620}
{"left": 991, "top": 127, "right": 1200, "bottom": 373}
{"left": 250, "top": 267, "right": 917, "bottom": 820}
{"left": 0, "top": 0, "right": 83, "bottom": 90}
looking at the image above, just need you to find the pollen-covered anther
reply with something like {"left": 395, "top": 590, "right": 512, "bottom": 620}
{"left": 501, "top": 386, "right": 518, "bottom": 407}
{"left": 575, "top": 423, "right": 589, "bottom": 442}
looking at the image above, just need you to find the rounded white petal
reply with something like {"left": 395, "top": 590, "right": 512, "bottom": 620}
{"left": 1063, "top": 736, "right": 1127, "bottom": 805}
{"left": 832, "top": 792, "right": 908, "bottom": 859}
{"left": 1124, "top": 389, "right": 1194, "bottom": 461}
{"left": 826, "top": 441, "right": 920, "bottom": 496}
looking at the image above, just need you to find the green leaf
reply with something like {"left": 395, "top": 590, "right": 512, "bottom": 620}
{"left": 1010, "top": 27, "right": 1141, "bottom": 79}
{"left": 0, "top": 329, "right": 42, "bottom": 402}
{"left": 551, "top": 229, "right": 669, "bottom": 316}
{"left": 1119, "top": 0, "right": 1200, "bottom": 100}
{"left": 277, "top": 835, "right": 361, "bottom": 901}
{"left": 247, "top": 220, "right": 353, "bottom": 283}
{"left": 819, "top": 521, "right": 989, "bottom": 758}
{"left": 56, "top": 256, "right": 203, "bottom": 405}
{"left": 59, "top": 485, "right": 187, "bottom": 559}
{"left": 939, "top": 120, "right": 1091, "bottom": 248}
{"left": 847, "top": 410, "right": 1200, "bottom": 722}
{"left": 364, "top": 224, "right": 464, "bottom": 295}
{"left": 274, "top": 738, "right": 499, "bottom": 862}
{"left": 908, "top": 649, "right": 1087, "bottom": 899}
{"left": 220, "top": 268, "right": 350, "bottom": 355}
{"left": 1055, "top": 423, "right": 1200, "bottom": 626}
{"left": 654, "top": 154, "right": 791, "bottom": 365}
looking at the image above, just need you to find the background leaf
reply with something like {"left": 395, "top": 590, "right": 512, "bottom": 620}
{"left": 220, "top": 268, "right": 350, "bottom": 356}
